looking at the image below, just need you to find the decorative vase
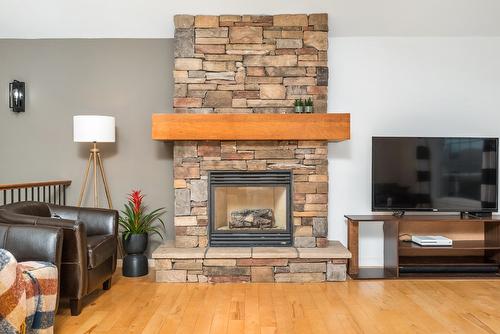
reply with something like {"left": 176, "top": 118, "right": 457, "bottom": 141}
{"left": 304, "top": 106, "right": 314, "bottom": 113}
{"left": 294, "top": 106, "right": 304, "bottom": 113}
{"left": 122, "top": 233, "right": 149, "bottom": 277}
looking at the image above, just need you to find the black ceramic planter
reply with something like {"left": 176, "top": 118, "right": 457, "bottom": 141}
{"left": 122, "top": 233, "right": 148, "bottom": 277}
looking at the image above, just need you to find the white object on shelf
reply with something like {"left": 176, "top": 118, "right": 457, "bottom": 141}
{"left": 411, "top": 235, "right": 453, "bottom": 246}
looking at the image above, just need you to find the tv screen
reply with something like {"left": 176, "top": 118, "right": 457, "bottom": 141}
{"left": 372, "top": 137, "right": 498, "bottom": 212}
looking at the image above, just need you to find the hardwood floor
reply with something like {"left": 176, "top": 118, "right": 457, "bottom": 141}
{"left": 55, "top": 272, "right": 500, "bottom": 334}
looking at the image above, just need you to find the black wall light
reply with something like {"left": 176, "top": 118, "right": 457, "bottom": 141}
{"left": 9, "top": 80, "right": 25, "bottom": 112}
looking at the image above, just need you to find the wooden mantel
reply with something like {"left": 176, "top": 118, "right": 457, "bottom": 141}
{"left": 152, "top": 113, "right": 350, "bottom": 141}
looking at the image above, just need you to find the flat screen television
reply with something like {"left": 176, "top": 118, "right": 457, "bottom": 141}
{"left": 372, "top": 137, "right": 499, "bottom": 213}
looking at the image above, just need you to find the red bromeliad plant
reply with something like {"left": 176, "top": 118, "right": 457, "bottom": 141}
{"left": 119, "top": 190, "right": 166, "bottom": 240}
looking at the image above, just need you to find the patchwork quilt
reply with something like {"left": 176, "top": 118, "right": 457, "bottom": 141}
{"left": 0, "top": 249, "right": 58, "bottom": 334}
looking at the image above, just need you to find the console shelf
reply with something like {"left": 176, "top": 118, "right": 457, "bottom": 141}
{"left": 399, "top": 256, "right": 495, "bottom": 266}
{"left": 345, "top": 214, "right": 500, "bottom": 279}
{"left": 399, "top": 240, "right": 500, "bottom": 251}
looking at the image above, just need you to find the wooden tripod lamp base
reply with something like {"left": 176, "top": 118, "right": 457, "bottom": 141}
{"left": 77, "top": 142, "right": 113, "bottom": 208}
{"left": 73, "top": 115, "right": 115, "bottom": 209}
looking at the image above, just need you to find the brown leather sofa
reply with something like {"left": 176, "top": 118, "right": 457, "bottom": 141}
{"left": 0, "top": 223, "right": 63, "bottom": 269}
{"left": 0, "top": 223, "right": 63, "bottom": 308}
{"left": 0, "top": 201, "right": 118, "bottom": 315}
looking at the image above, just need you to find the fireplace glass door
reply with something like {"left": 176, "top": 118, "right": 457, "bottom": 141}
{"left": 213, "top": 186, "right": 287, "bottom": 231}
{"left": 209, "top": 171, "right": 292, "bottom": 247}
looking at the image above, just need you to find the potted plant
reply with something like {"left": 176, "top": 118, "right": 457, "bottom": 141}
{"left": 304, "top": 98, "right": 314, "bottom": 113}
{"left": 119, "top": 190, "right": 165, "bottom": 277}
{"left": 294, "top": 98, "right": 304, "bottom": 113}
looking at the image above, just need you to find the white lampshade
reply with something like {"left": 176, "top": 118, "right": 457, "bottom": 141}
{"left": 73, "top": 115, "right": 115, "bottom": 143}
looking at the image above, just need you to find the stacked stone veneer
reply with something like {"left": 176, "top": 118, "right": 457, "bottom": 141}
{"left": 153, "top": 242, "right": 349, "bottom": 283}
{"left": 157, "top": 258, "right": 347, "bottom": 283}
{"left": 173, "top": 14, "right": 328, "bottom": 113}
{"left": 172, "top": 14, "right": 330, "bottom": 248}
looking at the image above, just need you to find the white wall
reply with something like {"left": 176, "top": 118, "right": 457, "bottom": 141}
{"left": 1, "top": 0, "right": 500, "bottom": 38}
{"left": 328, "top": 37, "right": 500, "bottom": 266}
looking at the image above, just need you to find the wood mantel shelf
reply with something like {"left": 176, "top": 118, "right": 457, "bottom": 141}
{"left": 152, "top": 113, "right": 350, "bottom": 141}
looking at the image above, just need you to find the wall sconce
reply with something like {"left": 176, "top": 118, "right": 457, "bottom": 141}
{"left": 9, "top": 80, "right": 25, "bottom": 112}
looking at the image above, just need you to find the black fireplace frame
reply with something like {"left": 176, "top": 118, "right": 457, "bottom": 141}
{"left": 208, "top": 170, "right": 293, "bottom": 247}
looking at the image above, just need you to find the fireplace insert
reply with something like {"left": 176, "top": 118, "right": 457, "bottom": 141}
{"left": 208, "top": 171, "right": 293, "bottom": 247}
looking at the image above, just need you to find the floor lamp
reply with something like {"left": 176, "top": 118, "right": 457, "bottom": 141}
{"left": 74, "top": 115, "right": 115, "bottom": 209}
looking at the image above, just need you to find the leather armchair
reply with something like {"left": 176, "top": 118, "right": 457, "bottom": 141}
{"left": 0, "top": 201, "right": 118, "bottom": 316}
{"left": 0, "top": 223, "right": 63, "bottom": 315}
{"left": 0, "top": 223, "right": 63, "bottom": 269}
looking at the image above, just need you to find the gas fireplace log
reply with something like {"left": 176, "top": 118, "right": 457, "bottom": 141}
{"left": 229, "top": 209, "right": 274, "bottom": 229}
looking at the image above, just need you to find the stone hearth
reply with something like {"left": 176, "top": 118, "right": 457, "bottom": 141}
{"left": 153, "top": 240, "right": 351, "bottom": 283}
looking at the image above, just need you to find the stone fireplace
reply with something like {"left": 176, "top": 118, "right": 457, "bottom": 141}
{"left": 151, "top": 13, "right": 352, "bottom": 283}
{"left": 209, "top": 171, "right": 292, "bottom": 247}
{"left": 172, "top": 13, "right": 329, "bottom": 249}
{"left": 174, "top": 140, "right": 328, "bottom": 249}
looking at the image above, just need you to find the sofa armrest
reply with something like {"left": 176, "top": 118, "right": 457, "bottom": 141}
{"left": 0, "top": 209, "right": 78, "bottom": 229}
{"left": 0, "top": 210, "right": 88, "bottom": 266}
{"left": 48, "top": 204, "right": 118, "bottom": 237}
{"left": 0, "top": 224, "right": 63, "bottom": 270}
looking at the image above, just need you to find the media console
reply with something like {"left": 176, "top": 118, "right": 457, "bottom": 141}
{"left": 345, "top": 215, "right": 500, "bottom": 279}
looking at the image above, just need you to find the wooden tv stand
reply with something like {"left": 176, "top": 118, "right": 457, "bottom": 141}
{"left": 345, "top": 214, "right": 500, "bottom": 279}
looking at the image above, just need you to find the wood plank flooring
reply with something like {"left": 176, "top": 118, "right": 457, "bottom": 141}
{"left": 55, "top": 272, "right": 500, "bottom": 334}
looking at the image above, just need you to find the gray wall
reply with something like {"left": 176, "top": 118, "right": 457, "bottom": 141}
{"left": 0, "top": 39, "right": 175, "bottom": 254}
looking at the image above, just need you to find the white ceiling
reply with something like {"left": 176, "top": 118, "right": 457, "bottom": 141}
{"left": 1, "top": 0, "right": 500, "bottom": 38}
